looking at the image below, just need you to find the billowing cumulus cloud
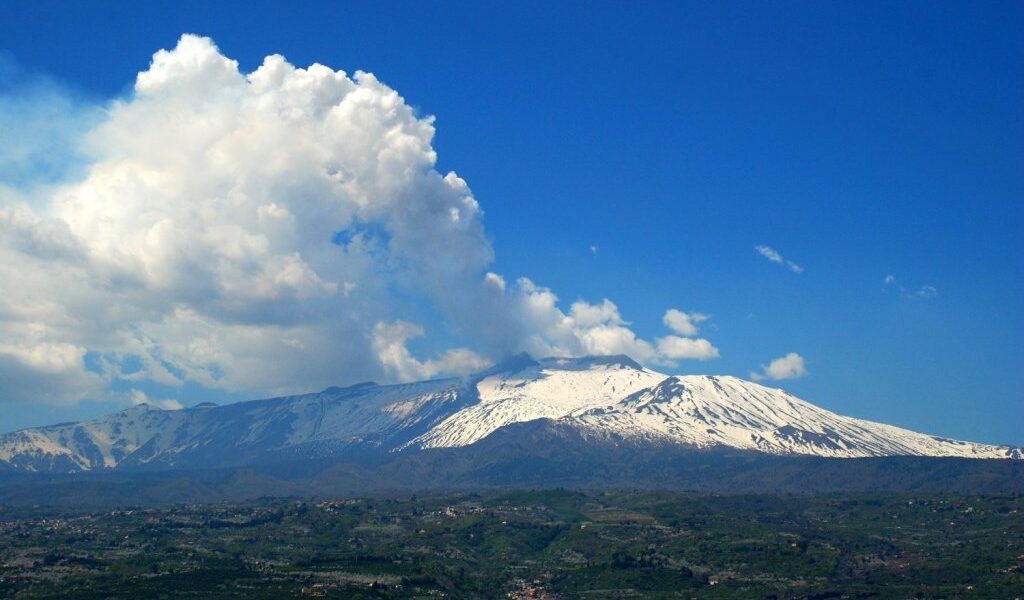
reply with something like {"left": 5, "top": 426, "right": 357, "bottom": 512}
{"left": 491, "top": 279, "right": 720, "bottom": 365}
{"left": 751, "top": 352, "right": 807, "bottom": 381}
{"left": 0, "top": 34, "right": 721, "bottom": 409}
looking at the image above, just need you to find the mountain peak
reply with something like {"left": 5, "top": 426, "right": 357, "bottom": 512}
{"left": 475, "top": 353, "right": 539, "bottom": 378}
{"left": 123, "top": 402, "right": 161, "bottom": 413}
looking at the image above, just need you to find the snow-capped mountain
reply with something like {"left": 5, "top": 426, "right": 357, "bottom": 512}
{"left": 1, "top": 355, "right": 1018, "bottom": 473}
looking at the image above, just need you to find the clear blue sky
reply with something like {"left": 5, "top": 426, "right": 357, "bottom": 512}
{"left": 1, "top": 1, "right": 1021, "bottom": 445}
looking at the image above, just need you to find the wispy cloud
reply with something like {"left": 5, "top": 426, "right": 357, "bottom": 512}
{"left": 0, "top": 56, "right": 102, "bottom": 189}
{"left": 755, "top": 245, "right": 803, "bottom": 273}
{"left": 884, "top": 275, "right": 938, "bottom": 300}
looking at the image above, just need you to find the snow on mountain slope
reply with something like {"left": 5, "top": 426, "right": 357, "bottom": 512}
{"left": 0, "top": 404, "right": 188, "bottom": 472}
{"left": 406, "top": 356, "right": 665, "bottom": 449}
{"left": 405, "top": 360, "right": 1017, "bottom": 459}
{"left": 563, "top": 376, "right": 1020, "bottom": 459}
{"left": 0, "top": 355, "right": 1018, "bottom": 473}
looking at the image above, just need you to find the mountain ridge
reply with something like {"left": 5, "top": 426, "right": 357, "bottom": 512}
{"left": 1, "top": 355, "right": 1019, "bottom": 474}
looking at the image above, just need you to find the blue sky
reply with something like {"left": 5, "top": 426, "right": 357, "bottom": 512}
{"left": 0, "top": 1, "right": 1021, "bottom": 445}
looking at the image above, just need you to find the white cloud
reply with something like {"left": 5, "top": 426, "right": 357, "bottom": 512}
{"left": 755, "top": 245, "right": 802, "bottom": 273}
{"left": 884, "top": 274, "right": 896, "bottom": 285}
{"left": 0, "top": 34, "right": 725, "bottom": 406}
{"left": 755, "top": 245, "right": 783, "bottom": 263}
{"left": 915, "top": 285, "right": 938, "bottom": 299}
{"left": 503, "top": 278, "right": 659, "bottom": 361}
{"left": 483, "top": 272, "right": 506, "bottom": 291}
{"left": 655, "top": 336, "right": 719, "bottom": 360}
{"left": 489, "top": 281, "right": 720, "bottom": 367}
{"left": 750, "top": 352, "right": 807, "bottom": 381}
{"left": 662, "top": 309, "right": 709, "bottom": 337}
{"left": 0, "top": 333, "right": 104, "bottom": 405}
{"left": 371, "top": 321, "right": 490, "bottom": 382}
